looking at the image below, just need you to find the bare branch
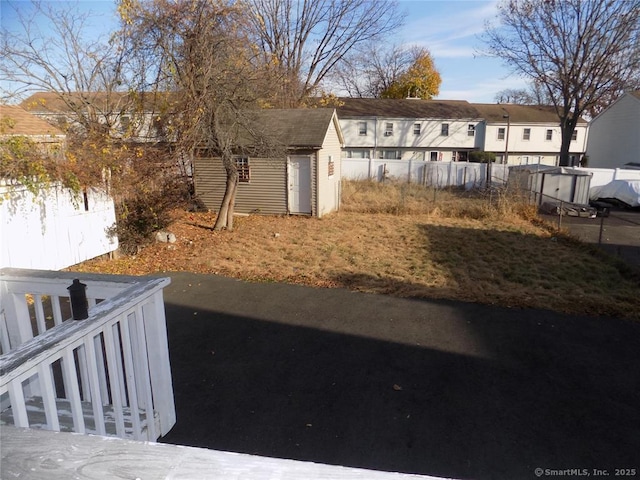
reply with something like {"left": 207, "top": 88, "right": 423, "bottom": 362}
{"left": 483, "top": 0, "right": 640, "bottom": 165}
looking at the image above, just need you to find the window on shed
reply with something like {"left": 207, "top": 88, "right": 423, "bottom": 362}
{"left": 384, "top": 123, "right": 394, "bottom": 136}
{"left": 358, "top": 122, "right": 367, "bottom": 135}
{"left": 413, "top": 123, "right": 421, "bottom": 135}
{"left": 497, "top": 127, "right": 505, "bottom": 140}
{"left": 235, "top": 157, "right": 250, "bottom": 182}
{"left": 523, "top": 128, "right": 531, "bottom": 141}
{"left": 546, "top": 129, "right": 553, "bottom": 141}
{"left": 468, "top": 124, "right": 475, "bottom": 136}
{"left": 328, "top": 155, "right": 335, "bottom": 177}
{"left": 441, "top": 123, "right": 449, "bottom": 136}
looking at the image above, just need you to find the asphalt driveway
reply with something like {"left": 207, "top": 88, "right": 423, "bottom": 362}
{"left": 159, "top": 272, "right": 640, "bottom": 480}
{"left": 542, "top": 208, "right": 640, "bottom": 269}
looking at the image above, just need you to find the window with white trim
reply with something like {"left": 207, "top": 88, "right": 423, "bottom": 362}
{"left": 546, "top": 129, "right": 553, "bottom": 141}
{"left": 413, "top": 123, "right": 421, "bottom": 135}
{"left": 468, "top": 124, "right": 475, "bottom": 136}
{"left": 328, "top": 155, "right": 335, "bottom": 177}
{"left": 497, "top": 128, "right": 505, "bottom": 140}
{"left": 358, "top": 122, "right": 367, "bottom": 136}
{"left": 571, "top": 130, "right": 578, "bottom": 141}
{"left": 384, "top": 123, "right": 394, "bottom": 136}
{"left": 441, "top": 123, "right": 449, "bottom": 136}
{"left": 235, "top": 157, "right": 250, "bottom": 182}
{"left": 523, "top": 128, "right": 531, "bottom": 141}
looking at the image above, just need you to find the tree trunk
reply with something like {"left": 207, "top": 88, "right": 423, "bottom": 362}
{"left": 559, "top": 116, "right": 578, "bottom": 167}
{"left": 226, "top": 180, "right": 237, "bottom": 231}
{"left": 213, "top": 159, "right": 238, "bottom": 230}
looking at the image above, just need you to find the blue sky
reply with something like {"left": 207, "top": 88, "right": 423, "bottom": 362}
{"left": 399, "top": 0, "right": 528, "bottom": 102}
{"left": 1, "top": 0, "right": 524, "bottom": 104}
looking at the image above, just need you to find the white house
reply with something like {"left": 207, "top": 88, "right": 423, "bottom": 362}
{"left": 473, "top": 103, "right": 589, "bottom": 166}
{"left": 337, "top": 98, "right": 484, "bottom": 162}
{"left": 586, "top": 90, "right": 640, "bottom": 169}
{"left": 20, "top": 91, "right": 174, "bottom": 143}
{"left": 337, "top": 98, "right": 588, "bottom": 167}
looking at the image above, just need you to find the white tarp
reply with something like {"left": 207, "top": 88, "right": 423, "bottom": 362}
{"left": 589, "top": 180, "right": 640, "bottom": 207}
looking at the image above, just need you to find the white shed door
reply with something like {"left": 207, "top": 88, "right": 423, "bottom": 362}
{"left": 288, "top": 156, "right": 312, "bottom": 214}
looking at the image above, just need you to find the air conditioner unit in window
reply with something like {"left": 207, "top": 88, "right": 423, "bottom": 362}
{"left": 384, "top": 132, "right": 393, "bottom": 136}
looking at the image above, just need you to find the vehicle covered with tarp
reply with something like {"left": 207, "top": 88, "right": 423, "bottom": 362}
{"left": 590, "top": 180, "right": 640, "bottom": 208}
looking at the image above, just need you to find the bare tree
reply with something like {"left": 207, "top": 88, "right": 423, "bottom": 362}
{"left": 0, "top": 1, "right": 132, "bottom": 136}
{"left": 121, "top": 0, "right": 283, "bottom": 231}
{"left": 484, "top": 0, "right": 640, "bottom": 165}
{"left": 333, "top": 43, "right": 429, "bottom": 98}
{"left": 495, "top": 80, "right": 553, "bottom": 105}
{"left": 243, "top": 0, "right": 405, "bottom": 106}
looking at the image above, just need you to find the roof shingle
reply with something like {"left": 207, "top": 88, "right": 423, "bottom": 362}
{"left": 336, "top": 98, "right": 481, "bottom": 119}
{"left": 472, "top": 103, "right": 587, "bottom": 124}
{"left": 239, "top": 109, "right": 338, "bottom": 148}
{"left": 0, "top": 105, "right": 65, "bottom": 137}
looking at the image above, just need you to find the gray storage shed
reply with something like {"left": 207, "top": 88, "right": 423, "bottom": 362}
{"left": 194, "top": 109, "right": 344, "bottom": 218}
{"left": 507, "top": 165, "right": 593, "bottom": 205}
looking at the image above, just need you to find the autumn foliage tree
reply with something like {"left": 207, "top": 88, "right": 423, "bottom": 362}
{"left": 380, "top": 48, "right": 441, "bottom": 100}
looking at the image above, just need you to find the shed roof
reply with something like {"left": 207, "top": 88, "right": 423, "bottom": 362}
{"left": 240, "top": 108, "right": 341, "bottom": 148}
{"left": 472, "top": 103, "right": 587, "bottom": 124}
{"left": 336, "top": 98, "right": 482, "bottom": 119}
{"left": 0, "top": 105, "right": 65, "bottom": 137}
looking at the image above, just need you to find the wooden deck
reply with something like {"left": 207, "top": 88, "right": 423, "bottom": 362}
{"left": 1, "top": 426, "right": 451, "bottom": 480}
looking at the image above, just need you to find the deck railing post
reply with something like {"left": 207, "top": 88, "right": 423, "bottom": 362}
{"left": 67, "top": 280, "right": 88, "bottom": 320}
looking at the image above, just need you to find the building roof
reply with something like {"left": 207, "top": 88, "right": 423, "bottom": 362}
{"left": 336, "top": 98, "right": 482, "bottom": 120}
{"left": 472, "top": 103, "right": 587, "bottom": 124}
{"left": 335, "top": 97, "right": 587, "bottom": 124}
{"left": 21, "top": 91, "right": 177, "bottom": 114}
{"left": 0, "top": 105, "right": 65, "bottom": 137}
{"left": 240, "top": 108, "right": 342, "bottom": 148}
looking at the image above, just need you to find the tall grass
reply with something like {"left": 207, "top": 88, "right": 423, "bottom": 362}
{"left": 341, "top": 179, "right": 538, "bottom": 223}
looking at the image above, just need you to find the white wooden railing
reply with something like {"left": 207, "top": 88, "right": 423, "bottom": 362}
{"left": 0, "top": 268, "right": 175, "bottom": 442}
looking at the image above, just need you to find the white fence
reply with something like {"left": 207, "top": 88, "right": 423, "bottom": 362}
{"left": 574, "top": 167, "right": 640, "bottom": 188}
{"left": 342, "top": 158, "right": 509, "bottom": 189}
{"left": 0, "top": 182, "right": 118, "bottom": 270}
{"left": 0, "top": 269, "right": 175, "bottom": 442}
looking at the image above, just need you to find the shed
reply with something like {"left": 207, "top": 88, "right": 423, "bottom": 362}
{"left": 194, "top": 109, "right": 344, "bottom": 218}
{"left": 507, "top": 165, "right": 593, "bottom": 205}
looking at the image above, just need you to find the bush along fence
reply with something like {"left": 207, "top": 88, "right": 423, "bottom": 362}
{"left": 342, "top": 158, "right": 510, "bottom": 190}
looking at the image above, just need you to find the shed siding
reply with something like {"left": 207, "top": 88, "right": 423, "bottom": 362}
{"left": 194, "top": 157, "right": 287, "bottom": 215}
{"left": 316, "top": 118, "right": 343, "bottom": 217}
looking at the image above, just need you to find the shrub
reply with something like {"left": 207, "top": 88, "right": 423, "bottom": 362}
{"left": 469, "top": 151, "right": 496, "bottom": 163}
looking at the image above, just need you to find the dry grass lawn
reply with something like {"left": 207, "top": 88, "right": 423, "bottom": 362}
{"left": 70, "top": 180, "right": 640, "bottom": 319}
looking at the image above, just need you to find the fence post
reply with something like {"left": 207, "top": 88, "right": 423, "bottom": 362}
{"left": 558, "top": 201, "right": 563, "bottom": 230}
{"left": 598, "top": 215, "right": 605, "bottom": 245}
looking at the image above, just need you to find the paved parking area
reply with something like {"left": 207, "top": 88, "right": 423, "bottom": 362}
{"left": 542, "top": 208, "right": 640, "bottom": 269}
{"left": 159, "top": 272, "right": 640, "bottom": 480}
